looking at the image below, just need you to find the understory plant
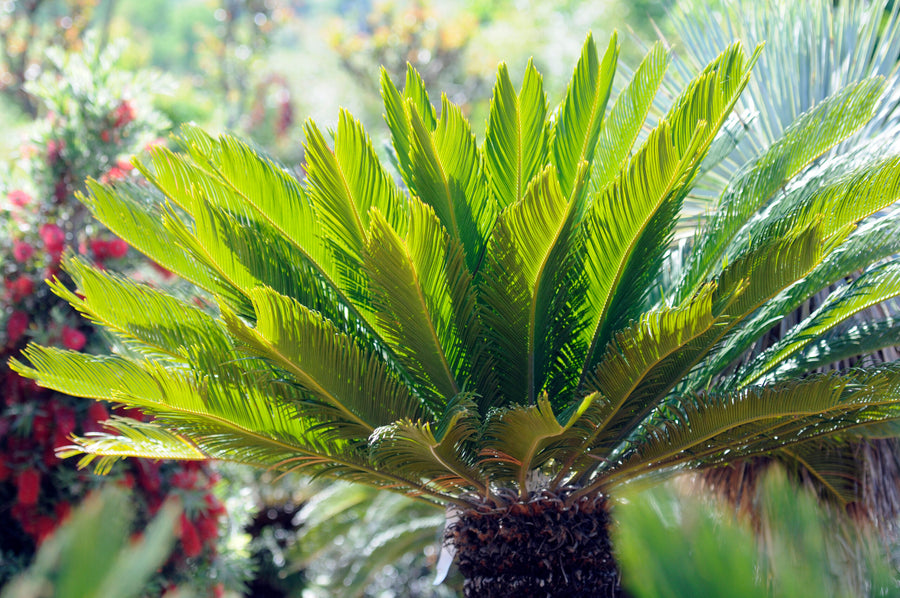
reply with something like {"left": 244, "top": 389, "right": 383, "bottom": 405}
{"left": 12, "top": 28, "right": 900, "bottom": 596}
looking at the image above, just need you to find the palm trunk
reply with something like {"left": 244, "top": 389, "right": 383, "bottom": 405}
{"left": 446, "top": 490, "right": 622, "bottom": 597}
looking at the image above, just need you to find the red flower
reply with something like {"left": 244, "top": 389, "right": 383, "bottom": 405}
{"left": 7, "top": 276, "right": 34, "bottom": 302}
{"left": 39, "top": 223, "right": 65, "bottom": 254}
{"left": 113, "top": 101, "right": 136, "bottom": 128}
{"left": 54, "top": 405, "right": 77, "bottom": 437}
{"left": 6, "top": 311, "right": 29, "bottom": 343}
{"left": 116, "top": 158, "right": 134, "bottom": 172}
{"left": 34, "top": 515, "right": 56, "bottom": 545}
{"left": 7, "top": 189, "right": 31, "bottom": 207}
{"left": 87, "top": 401, "right": 109, "bottom": 423}
{"left": 0, "top": 460, "right": 10, "bottom": 482}
{"left": 179, "top": 514, "right": 203, "bottom": 558}
{"left": 172, "top": 469, "right": 198, "bottom": 490}
{"left": 54, "top": 501, "right": 72, "bottom": 523}
{"left": 108, "top": 238, "right": 129, "bottom": 259}
{"left": 204, "top": 494, "right": 227, "bottom": 517}
{"left": 13, "top": 241, "right": 34, "bottom": 262}
{"left": 15, "top": 469, "right": 41, "bottom": 506}
{"left": 90, "top": 238, "right": 109, "bottom": 260}
{"left": 101, "top": 130, "right": 112, "bottom": 143}
{"left": 196, "top": 514, "right": 219, "bottom": 545}
{"left": 61, "top": 325, "right": 87, "bottom": 350}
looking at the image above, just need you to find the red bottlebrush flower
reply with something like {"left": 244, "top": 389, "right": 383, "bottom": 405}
{"left": 32, "top": 411, "right": 53, "bottom": 443}
{"left": 13, "top": 241, "right": 34, "bottom": 262}
{"left": 113, "top": 101, "right": 136, "bottom": 128}
{"left": 100, "top": 130, "right": 112, "bottom": 143}
{"left": 61, "top": 325, "right": 87, "bottom": 350}
{"left": 204, "top": 494, "right": 227, "bottom": 517}
{"left": 172, "top": 469, "right": 198, "bottom": 490}
{"left": 54, "top": 405, "right": 77, "bottom": 437}
{"left": 115, "top": 158, "right": 134, "bottom": 172}
{"left": 179, "top": 514, "right": 203, "bottom": 558}
{"left": 16, "top": 469, "right": 41, "bottom": 506}
{"left": 212, "top": 584, "right": 225, "bottom": 598}
{"left": 7, "top": 275, "right": 35, "bottom": 302}
{"left": 117, "top": 473, "right": 135, "bottom": 489}
{"left": 99, "top": 168, "right": 125, "bottom": 184}
{"left": 46, "top": 139, "right": 65, "bottom": 164}
{"left": 90, "top": 238, "right": 109, "bottom": 260}
{"left": 7, "top": 189, "right": 31, "bottom": 207}
{"left": 137, "top": 460, "right": 161, "bottom": 493}
{"left": 87, "top": 401, "right": 109, "bottom": 423}
{"left": 54, "top": 501, "right": 72, "bottom": 523}
{"left": 196, "top": 514, "right": 219, "bottom": 545}
{"left": 108, "top": 238, "right": 129, "bottom": 259}
{"left": 39, "top": 223, "right": 65, "bottom": 254}
{"left": 34, "top": 515, "right": 56, "bottom": 545}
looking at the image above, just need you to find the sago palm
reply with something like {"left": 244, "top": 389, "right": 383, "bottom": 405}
{"left": 12, "top": 31, "right": 900, "bottom": 596}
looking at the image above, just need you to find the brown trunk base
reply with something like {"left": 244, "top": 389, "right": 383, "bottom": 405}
{"left": 446, "top": 490, "right": 621, "bottom": 598}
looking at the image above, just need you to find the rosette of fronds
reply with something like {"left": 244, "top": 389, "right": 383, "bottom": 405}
{"left": 12, "top": 30, "right": 900, "bottom": 595}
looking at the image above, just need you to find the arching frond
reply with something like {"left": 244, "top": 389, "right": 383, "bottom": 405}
{"left": 484, "top": 60, "right": 549, "bottom": 209}
{"left": 590, "top": 42, "right": 669, "bottom": 195}
{"left": 479, "top": 393, "right": 599, "bottom": 494}
{"left": 579, "top": 42, "right": 759, "bottom": 380}
{"left": 223, "top": 286, "right": 426, "bottom": 432}
{"left": 675, "top": 78, "right": 885, "bottom": 299}
{"left": 363, "top": 199, "right": 465, "bottom": 405}
{"left": 738, "top": 263, "right": 900, "bottom": 387}
{"left": 550, "top": 31, "right": 618, "bottom": 198}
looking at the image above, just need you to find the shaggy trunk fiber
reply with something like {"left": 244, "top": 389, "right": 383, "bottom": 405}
{"left": 446, "top": 490, "right": 622, "bottom": 597}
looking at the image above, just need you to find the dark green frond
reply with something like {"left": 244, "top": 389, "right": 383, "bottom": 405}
{"left": 779, "top": 318, "right": 900, "bottom": 377}
{"left": 738, "top": 263, "right": 900, "bottom": 387}
{"left": 676, "top": 77, "right": 885, "bottom": 300}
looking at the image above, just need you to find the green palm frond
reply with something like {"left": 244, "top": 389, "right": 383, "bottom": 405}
{"left": 777, "top": 318, "right": 900, "bottom": 378}
{"left": 51, "top": 258, "right": 231, "bottom": 358}
{"left": 550, "top": 31, "right": 618, "bottom": 197}
{"left": 590, "top": 42, "right": 669, "bottom": 195}
{"left": 57, "top": 418, "right": 207, "bottom": 475}
{"left": 484, "top": 60, "right": 549, "bottom": 209}
{"left": 478, "top": 164, "right": 583, "bottom": 406}
{"left": 738, "top": 263, "right": 900, "bottom": 387}
{"left": 606, "top": 369, "right": 900, "bottom": 488}
{"left": 479, "top": 393, "right": 599, "bottom": 495}
{"left": 407, "top": 95, "right": 496, "bottom": 272}
{"left": 370, "top": 399, "right": 482, "bottom": 495}
{"left": 579, "top": 42, "right": 759, "bottom": 377}
{"left": 223, "top": 286, "right": 424, "bottom": 431}
{"left": 363, "top": 198, "right": 469, "bottom": 403}
{"left": 78, "top": 180, "right": 221, "bottom": 293}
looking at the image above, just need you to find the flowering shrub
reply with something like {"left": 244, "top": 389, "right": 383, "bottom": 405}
{"left": 0, "top": 39, "right": 242, "bottom": 595}
{"left": 327, "top": 0, "right": 488, "bottom": 110}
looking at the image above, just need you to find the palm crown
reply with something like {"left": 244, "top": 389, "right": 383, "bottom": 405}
{"left": 12, "top": 30, "right": 900, "bottom": 592}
